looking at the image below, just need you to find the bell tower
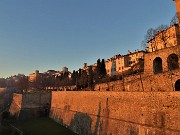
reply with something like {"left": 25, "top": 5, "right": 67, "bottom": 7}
{"left": 173, "top": 0, "right": 180, "bottom": 25}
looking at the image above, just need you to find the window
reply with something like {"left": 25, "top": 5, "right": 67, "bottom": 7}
{"left": 175, "top": 79, "right": 180, "bottom": 91}
{"left": 167, "top": 54, "right": 179, "bottom": 71}
{"left": 153, "top": 57, "right": 163, "bottom": 74}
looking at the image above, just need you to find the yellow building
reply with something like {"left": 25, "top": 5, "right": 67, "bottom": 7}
{"left": 148, "top": 24, "right": 180, "bottom": 52}
{"left": 127, "top": 50, "right": 145, "bottom": 67}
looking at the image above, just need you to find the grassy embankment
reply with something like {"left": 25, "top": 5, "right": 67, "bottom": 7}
{"left": 0, "top": 116, "right": 77, "bottom": 135}
{"left": 13, "top": 117, "right": 77, "bottom": 135}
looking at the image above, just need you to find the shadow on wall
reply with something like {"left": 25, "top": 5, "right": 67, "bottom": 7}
{"left": 19, "top": 106, "right": 50, "bottom": 120}
{"left": 69, "top": 102, "right": 102, "bottom": 135}
{"left": 51, "top": 97, "right": 151, "bottom": 135}
{"left": 128, "top": 126, "right": 139, "bottom": 135}
{"left": 70, "top": 112, "right": 92, "bottom": 135}
{"left": 93, "top": 102, "right": 101, "bottom": 135}
{"left": 19, "top": 103, "right": 51, "bottom": 120}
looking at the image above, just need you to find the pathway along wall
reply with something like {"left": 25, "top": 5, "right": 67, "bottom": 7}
{"left": 50, "top": 91, "right": 180, "bottom": 135}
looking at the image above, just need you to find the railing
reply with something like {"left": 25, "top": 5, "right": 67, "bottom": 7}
{"left": 10, "top": 124, "right": 23, "bottom": 135}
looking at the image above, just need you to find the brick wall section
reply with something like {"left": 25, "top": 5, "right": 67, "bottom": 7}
{"left": 50, "top": 91, "right": 180, "bottom": 135}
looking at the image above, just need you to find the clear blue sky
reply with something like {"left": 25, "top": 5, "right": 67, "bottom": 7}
{"left": 0, "top": 0, "right": 176, "bottom": 77}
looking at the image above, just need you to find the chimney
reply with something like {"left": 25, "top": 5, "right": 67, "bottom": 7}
{"left": 174, "top": 0, "right": 180, "bottom": 25}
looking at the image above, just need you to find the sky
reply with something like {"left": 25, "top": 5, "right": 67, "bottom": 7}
{"left": 0, "top": 0, "right": 176, "bottom": 77}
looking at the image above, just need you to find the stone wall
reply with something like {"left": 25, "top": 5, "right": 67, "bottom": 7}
{"left": 9, "top": 93, "right": 22, "bottom": 117}
{"left": 94, "top": 68, "right": 180, "bottom": 92}
{"left": 20, "top": 92, "right": 51, "bottom": 120}
{"left": 144, "top": 45, "right": 180, "bottom": 75}
{"left": 94, "top": 80, "right": 123, "bottom": 91}
{"left": 94, "top": 46, "right": 180, "bottom": 92}
{"left": 123, "top": 70, "right": 176, "bottom": 92}
{"left": 9, "top": 92, "right": 51, "bottom": 120}
{"left": 50, "top": 91, "right": 180, "bottom": 135}
{"left": 0, "top": 88, "right": 19, "bottom": 113}
{"left": 21, "top": 92, "right": 51, "bottom": 108}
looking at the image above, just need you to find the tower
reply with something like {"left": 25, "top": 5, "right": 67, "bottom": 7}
{"left": 173, "top": 0, "right": 180, "bottom": 25}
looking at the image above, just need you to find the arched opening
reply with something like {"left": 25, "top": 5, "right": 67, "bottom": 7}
{"left": 175, "top": 79, "right": 180, "bottom": 91}
{"left": 153, "top": 57, "right": 163, "bottom": 74}
{"left": 167, "top": 54, "right": 179, "bottom": 71}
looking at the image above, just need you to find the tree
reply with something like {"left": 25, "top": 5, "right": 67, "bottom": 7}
{"left": 78, "top": 70, "right": 88, "bottom": 89}
{"left": 0, "top": 78, "right": 7, "bottom": 88}
{"left": 31, "top": 75, "right": 45, "bottom": 90}
{"left": 154, "top": 24, "right": 169, "bottom": 35}
{"left": 96, "top": 59, "right": 101, "bottom": 76}
{"left": 71, "top": 70, "right": 77, "bottom": 85}
{"left": 87, "top": 66, "right": 94, "bottom": 90}
{"left": 100, "top": 59, "right": 107, "bottom": 77}
{"left": 76, "top": 69, "right": 82, "bottom": 89}
{"left": 16, "top": 75, "right": 28, "bottom": 93}
{"left": 59, "top": 72, "right": 69, "bottom": 87}
{"left": 78, "top": 69, "right": 82, "bottom": 78}
{"left": 93, "top": 59, "right": 101, "bottom": 83}
{"left": 170, "top": 13, "right": 178, "bottom": 26}
{"left": 141, "top": 24, "right": 169, "bottom": 49}
{"left": 141, "top": 28, "right": 155, "bottom": 49}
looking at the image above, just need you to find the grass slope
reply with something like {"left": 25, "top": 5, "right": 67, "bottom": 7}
{"left": 14, "top": 117, "right": 77, "bottom": 135}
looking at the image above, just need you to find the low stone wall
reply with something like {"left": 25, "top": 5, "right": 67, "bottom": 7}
{"left": 94, "top": 80, "right": 123, "bottom": 91}
{"left": 50, "top": 91, "right": 180, "bottom": 135}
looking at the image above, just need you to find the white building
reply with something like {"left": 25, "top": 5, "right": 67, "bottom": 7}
{"left": 105, "top": 50, "right": 146, "bottom": 76}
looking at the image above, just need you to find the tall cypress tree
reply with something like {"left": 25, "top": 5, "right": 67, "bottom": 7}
{"left": 71, "top": 70, "right": 76, "bottom": 85}
{"left": 96, "top": 58, "right": 101, "bottom": 75}
{"left": 100, "top": 59, "right": 107, "bottom": 77}
{"left": 78, "top": 68, "right": 82, "bottom": 77}
{"left": 88, "top": 66, "right": 93, "bottom": 89}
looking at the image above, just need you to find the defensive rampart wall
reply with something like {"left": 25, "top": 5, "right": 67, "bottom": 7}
{"left": 50, "top": 91, "right": 180, "bottom": 135}
{"left": 21, "top": 92, "right": 51, "bottom": 108}
{"left": 9, "top": 92, "right": 51, "bottom": 120}
{"left": 94, "top": 68, "right": 180, "bottom": 92}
